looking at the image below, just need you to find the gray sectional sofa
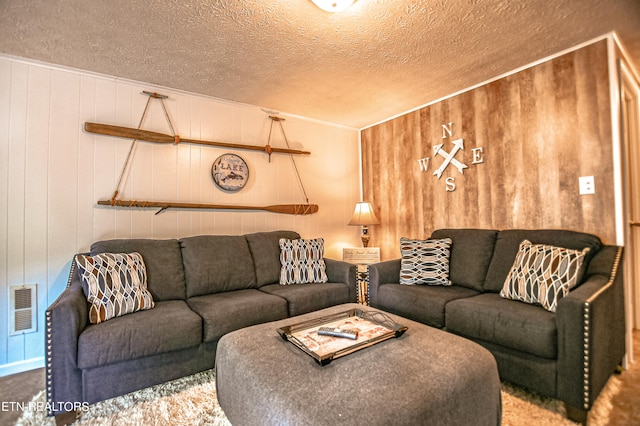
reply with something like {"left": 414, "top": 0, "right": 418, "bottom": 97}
{"left": 45, "top": 230, "right": 356, "bottom": 417}
{"left": 368, "top": 228, "right": 625, "bottom": 424}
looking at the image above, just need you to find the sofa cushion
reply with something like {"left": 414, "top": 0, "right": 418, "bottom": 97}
{"left": 279, "top": 238, "right": 328, "bottom": 284}
{"left": 91, "top": 238, "right": 186, "bottom": 301}
{"left": 180, "top": 235, "right": 257, "bottom": 298}
{"left": 259, "top": 283, "right": 351, "bottom": 316}
{"left": 500, "top": 240, "right": 589, "bottom": 312}
{"left": 430, "top": 229, "right": 498, "bottom": 292}
{"left": 399, "top": 237, "right": 452, "bottom": 286}
{"left": 246, "top": 230, "right": 301, "bottom": 286}
{"left": 445, "top": 293, "right": 557, "bottom": 359}
{"left": 483, "top": 229, "right": 602, "bottom": 293}
{"left": 77, "top": 300, "right": 201, "bottom": 369}
{"left": 374, "top": 283, "right": 479, "bottom": 328}
{"left": 75, "top": 252, "right": 155, "bottom": 324}
{"left": 186, "top": 290, "right": 288, "bottom": 343}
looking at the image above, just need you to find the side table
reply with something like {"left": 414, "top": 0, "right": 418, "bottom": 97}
{"left": 343, "top": 247, "right": 380, "bottom": 306}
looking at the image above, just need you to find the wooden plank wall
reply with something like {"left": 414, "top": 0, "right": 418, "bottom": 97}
{"left": 361, "top": 40, "right": 614, "bottom": 260}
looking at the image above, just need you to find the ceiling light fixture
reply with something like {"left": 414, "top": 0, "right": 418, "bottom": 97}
{"left": 311, "top": 0, "right": 355, "bottom": 13}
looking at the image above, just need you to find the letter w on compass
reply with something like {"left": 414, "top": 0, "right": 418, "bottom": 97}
{"left": 433, "top": 138, "right": 468, "bottom": 179}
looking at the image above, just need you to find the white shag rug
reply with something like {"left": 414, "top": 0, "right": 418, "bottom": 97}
{"left": 16, "top": 370, "right": 230, "bottom": 426}
{"left": 16, "top": 369, "right": 621, "bottom": 425}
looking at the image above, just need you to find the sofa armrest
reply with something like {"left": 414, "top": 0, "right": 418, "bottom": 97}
{"left": 556, "top": 245, "right": 625, "bottom": 412}
{"left": 325, "top": 258, "right": 358, "bottom": 303}
{"left": 46, "top": 258, "right": 89, "bottom": 415}
{"left": 368, "top": 259, "right": 401, "bottom": 306}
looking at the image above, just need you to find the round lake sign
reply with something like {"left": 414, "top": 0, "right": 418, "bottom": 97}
{"left": 211, "top": 153, "right": 249, "bottom": 192}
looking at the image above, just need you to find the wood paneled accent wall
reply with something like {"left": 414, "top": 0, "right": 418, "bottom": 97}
{"left": 361, "top": 40, "right": 614, "bottom": 260}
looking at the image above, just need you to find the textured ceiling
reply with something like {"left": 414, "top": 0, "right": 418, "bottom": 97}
{"left": 1, "top": 0, "right": 639, "bottom": 128}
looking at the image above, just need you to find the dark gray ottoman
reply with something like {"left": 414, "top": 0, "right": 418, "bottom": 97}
{"left": 216, "top": 303, "right": 501, "bottom": 426}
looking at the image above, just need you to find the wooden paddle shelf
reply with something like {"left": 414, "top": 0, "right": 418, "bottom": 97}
{"left": 98, "top": 199, "right": 319, "bottom": 215}
{"left": 89, "top": 91, "right": 316, "bottom": 216}
{"left": 84, "top": 122, "right": 311, "bottom": 157}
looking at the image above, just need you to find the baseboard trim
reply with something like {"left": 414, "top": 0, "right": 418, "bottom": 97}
{"left": 0, "top": 357, "right": 45, "bottom": 377}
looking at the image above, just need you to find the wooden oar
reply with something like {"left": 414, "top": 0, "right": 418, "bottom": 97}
{"left": 84, "top": 122, "right": 311, "bottom": 156}
{"left": 97, "top": 199, "right": 319, "bottom": 215}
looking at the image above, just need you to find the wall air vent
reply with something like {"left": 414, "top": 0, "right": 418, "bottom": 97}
{"left": 9, "top": 284, "right": 37, "bottom": 335}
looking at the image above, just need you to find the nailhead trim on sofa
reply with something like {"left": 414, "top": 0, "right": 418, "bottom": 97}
{"left": 45, "top": 259, "right": 78, "bottom": 417}
{"left": 581, "top": 246, "right": 623, "bottom": 409}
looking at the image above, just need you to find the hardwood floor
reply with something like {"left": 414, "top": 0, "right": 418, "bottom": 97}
{"left": 608, "top": 329, "right": 640, "bottom": 425}
{"left": 1, "top": 330, "right": 638, "bottom": 425}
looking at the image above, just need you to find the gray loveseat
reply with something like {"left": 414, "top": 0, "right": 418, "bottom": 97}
{"left": 46, "top": 230, "right": 356, "bottom": 417}
{"left": 368, "top": 229, "right": 625, "bottom": 425}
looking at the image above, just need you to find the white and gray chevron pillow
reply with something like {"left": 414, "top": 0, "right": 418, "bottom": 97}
{"left": 279, "top": 238, "right": 328, "bottom": 285}
{"left": 500, "top": 240, "right": 589, "bottom": 312}
{"left": 399, "top": 237, "right": 452, "bottom": 286}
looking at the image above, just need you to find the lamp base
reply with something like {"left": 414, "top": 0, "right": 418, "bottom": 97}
{"left": 361, "top": 234, "right": 371, "bottom": 248}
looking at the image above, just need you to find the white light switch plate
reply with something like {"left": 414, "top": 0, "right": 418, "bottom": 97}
{"left": 579, "top": 176, "right": 595, "bottom": 195}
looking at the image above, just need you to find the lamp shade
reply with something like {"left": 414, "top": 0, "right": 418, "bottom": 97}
{"left": 348, "top": 202, "right": 380, "bottom": 226}
{"left": 311, "top": 0, "right": 355, "bottom": 13}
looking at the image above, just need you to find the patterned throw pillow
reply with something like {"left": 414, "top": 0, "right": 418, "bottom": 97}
{"left": 500, "top": 240, "right": 590, "bottom": 312}
{"left": 399, "top": 237, "right": 452, "bottom": 286}
{"left": 75, "top": 252, "right": 155, "bottom": 324}
{"left": 279, "top": 238, "right": 328, "bottom": 285}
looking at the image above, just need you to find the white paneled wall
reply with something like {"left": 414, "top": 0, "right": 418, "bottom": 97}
{"left": 0, "top": 55, "right": 361, "bottom": 374}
